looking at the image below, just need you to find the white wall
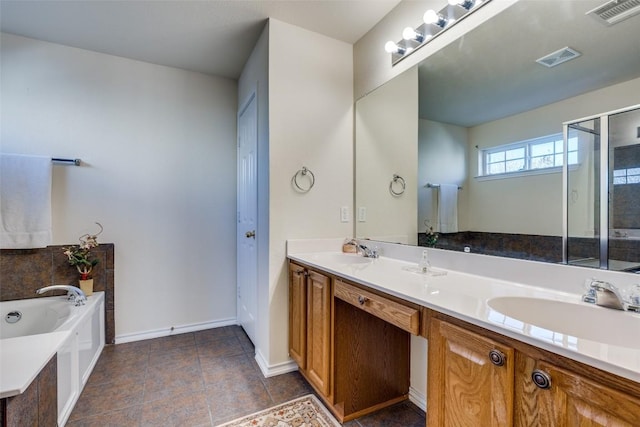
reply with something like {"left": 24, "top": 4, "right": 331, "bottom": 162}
{"left": 267, "top": 19, "right": 354, "bottom": 367}
{"left": 1, "top": 34, "right": 238, "bottom": 340}
{"left": 418, "top": 119, "right": 468, "bottom": 232}
{"left": 467, "top": 76, "right": 640, "bottom": 235}
{"left": 355, "top": 67, "right": 418, "bottom": 244}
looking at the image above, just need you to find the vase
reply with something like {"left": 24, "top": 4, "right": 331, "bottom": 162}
{"left": 79, "top": 279, "right": 94, "bottom": 296}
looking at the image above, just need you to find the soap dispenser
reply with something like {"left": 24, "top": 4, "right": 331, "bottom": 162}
{"left": 419, "top": 250, "right": 430, "bottom": 274}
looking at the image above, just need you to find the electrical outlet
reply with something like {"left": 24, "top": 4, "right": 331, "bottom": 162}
{"left": 358, "top": 207, "right": 367, "bottom": 222}
{"left": 340, "top": 206, "right": 349, "bottom": 223}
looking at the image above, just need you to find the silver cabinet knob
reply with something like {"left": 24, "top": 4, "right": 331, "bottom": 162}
{"left": 245, "top": 230, "right": 256, "bottom": 238}
{"left": 358, "top": 296, "right": 368, "bottom": 305}
{"left": 531, "top": 369, "right": 552, "bottom": 389}
{"left": 488, "top": 349, "right": 506, "bottom": 366}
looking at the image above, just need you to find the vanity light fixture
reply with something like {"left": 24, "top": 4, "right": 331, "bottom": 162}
{"left": 385, "top": 0, "right": 491, "bottom": 66}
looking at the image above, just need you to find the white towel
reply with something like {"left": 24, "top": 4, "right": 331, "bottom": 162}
{"left": 0, "top": 153, "right": 53, "bottom": 249}
{"left": 437, "top": 184, "right": 458, "bottom": 234}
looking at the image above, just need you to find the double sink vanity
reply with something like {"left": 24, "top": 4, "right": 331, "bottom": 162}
{"left": 287, "top": 239, "right": 640, "bottom": 425}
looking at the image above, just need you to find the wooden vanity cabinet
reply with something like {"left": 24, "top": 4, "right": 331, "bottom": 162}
{"left": 428, "top": 314, "right": 640, "bottom": 427}
{"left": 427, "top": 318, "right": 515, "bottom": 426}
{"left": 288, "top": 261, "right": 417, "bottom": 422}
{"left": 288, "top": 262, "right": 333, "bottom": 398}
{"left": 305, "top": 269, "right": 333, "bottom": 396}
{"left": 515, "top": 356, "right": 640, "bottom": 426}
{"left": 288, "top": 263, "right": 307, "bottom": 369}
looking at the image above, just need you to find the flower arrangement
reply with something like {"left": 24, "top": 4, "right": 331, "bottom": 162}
{"left": 424, "top": 226, "right": 439, "bottom": 248}
{"left": 63, "top": 223, "right": 103, "bottom": 280}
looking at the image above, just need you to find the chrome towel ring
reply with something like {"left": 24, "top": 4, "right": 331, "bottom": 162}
{"left": 293, "top": 166, "right": 315, "bottom": 192}
{"left": 389, "top": 174, "right": 405, "bottom": 196}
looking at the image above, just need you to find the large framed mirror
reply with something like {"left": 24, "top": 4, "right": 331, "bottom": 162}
{"left": 355, "top": 0, "right": 640, "bottom": 272}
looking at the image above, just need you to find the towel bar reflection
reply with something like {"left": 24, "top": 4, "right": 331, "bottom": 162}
{"left": 426, "top": 183, "right": 462, "bottom": 190}
{"left": 52, "top": 158, "right": 81, "bottom": 166}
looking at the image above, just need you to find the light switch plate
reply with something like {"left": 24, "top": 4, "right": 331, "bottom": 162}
{"left": 358, "top": 207, "right": 367, "bottom": 222}
{"left": 340, "top": 206, "right": 350, "bottom": 223}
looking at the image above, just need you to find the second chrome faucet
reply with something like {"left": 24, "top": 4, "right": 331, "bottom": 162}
{"left": 582, "top": 279, "right": 640, "bottom": 313}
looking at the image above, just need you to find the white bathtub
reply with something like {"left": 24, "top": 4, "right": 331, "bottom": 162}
{"left": 1, "top": 297, "right": 73, "bottom": 339}
{"left": 0, "top": 292, "right": 105, "bottom": 426}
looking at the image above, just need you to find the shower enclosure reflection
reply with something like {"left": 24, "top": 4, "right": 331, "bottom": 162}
{"left": 565, "top": 105, "right": 640, "bottom": 272}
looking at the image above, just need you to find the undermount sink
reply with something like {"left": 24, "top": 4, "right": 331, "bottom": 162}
{"left": 487, "top": 297, "right": 640, "bottom": 349}
{"left": 310, "top": 253, "right": 373, "bottom": 265}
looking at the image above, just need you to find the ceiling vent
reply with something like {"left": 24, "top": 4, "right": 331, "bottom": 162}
{"left": 535, "top": 47, "right": 582, "bottom": 68}
{"left": 587, "top": 0, "right": 640, "bottom": 26}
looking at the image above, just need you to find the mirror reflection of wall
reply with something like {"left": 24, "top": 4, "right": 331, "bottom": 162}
{"left": 355, "top": 67, "right": 418, "bottom": 245}
{"left": 418, "top": 120, "right": 467, "bottom": 235}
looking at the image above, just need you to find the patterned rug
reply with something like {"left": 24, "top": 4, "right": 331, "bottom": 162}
{"left": 216, "top": 394, "right": 341, "bottom": 427}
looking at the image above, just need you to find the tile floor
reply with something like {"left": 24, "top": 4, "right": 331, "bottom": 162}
{"left": 67, "top": 325, "right": 425, "bottom": 426}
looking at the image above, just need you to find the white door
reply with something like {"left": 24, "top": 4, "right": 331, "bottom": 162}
{"left": 237, "top": 91, "right": 258, "bottom": 344}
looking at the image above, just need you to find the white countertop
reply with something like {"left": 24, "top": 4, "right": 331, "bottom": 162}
{"left": 0, "top": 330, "right": 71, "bottom": 398}
{"left": 288, "top": 250, "right": 640, "bottom": 383}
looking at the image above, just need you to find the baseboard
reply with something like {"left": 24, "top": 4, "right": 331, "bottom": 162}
{"left": 114, "top": 317, "right": 237, "bottom": 344}
{"left": 408, "top": 386, "right": 427, "bottom": 413}
{"left": 254, "top": 349, "right": 299, "bottom": 378}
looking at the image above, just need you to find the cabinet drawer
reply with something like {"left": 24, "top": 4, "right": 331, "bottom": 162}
{"left": 334, "top": 280, "right": 420, "bottom": 335}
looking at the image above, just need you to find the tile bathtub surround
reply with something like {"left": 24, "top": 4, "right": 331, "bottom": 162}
{"left": 1, "top": 354, "right": 57, "bottom": 427}
{"left": 66, "top": 325, "right": 425, "bottom": 427}
{"left": 0, "top": 244, "right": 115, "bottom": 343}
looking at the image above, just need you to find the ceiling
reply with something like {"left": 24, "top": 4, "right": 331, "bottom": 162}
{"left": 418, "top": 0, "right": 640, "bottom": 127}
{"left": 0, "top": 0, "right": 401, "bottom": 79}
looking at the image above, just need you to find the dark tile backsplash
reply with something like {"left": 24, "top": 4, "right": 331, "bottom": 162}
{"left": 420, "top": 231, "right": 563, "bottom": 263}
{"left": 0, "top": 244, "right": 115, "bottom": 344}
{"left": 420, "top": 231, "right": 640, "bottom": 267}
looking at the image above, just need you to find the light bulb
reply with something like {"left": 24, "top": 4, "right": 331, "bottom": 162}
{"left": 423, "top": 9, "right": 447, "bottom": 27}
{"left": 402, "top": 27, "right": 424, "bottom": 42}
{"left": 448, "top": 0, "right": 475, "bottom": 10}
{"left": 423, "top": 9, "right": 438, "bottom": 24}
{"left": 385, "top": 41, "right": 398, "bottom": 53}
{"left": 384, "top": 41, "right": 406, "bottom": 54}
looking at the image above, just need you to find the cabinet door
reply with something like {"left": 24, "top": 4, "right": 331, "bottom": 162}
{"left": 428, "top": 319, "right": 514, "bottom": 427}
{"left": 306, "top": 270, "right": 332, "bottom": 396}
{"left": 288, "top": 263, "right": 307, "bottom": 369}
{"left": 515, "top": 356, "right": 640, "bottom": 426}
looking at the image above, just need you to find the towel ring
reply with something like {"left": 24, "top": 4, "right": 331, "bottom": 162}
{"left": 293, "top": 166, "right": 315, "bottom": 192}
{"left": 389, "top": 174, "right": 405, "bottom": 196}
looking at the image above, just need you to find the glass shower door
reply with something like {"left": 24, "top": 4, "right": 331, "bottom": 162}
{"left": 564, "top": 104, "right": 640, "bottom": 272}
{"left": 608, "top": 106, "right": 640, "bottom": 272}
{"left": 565, "top": 117, "right": 601, "bottom": 268}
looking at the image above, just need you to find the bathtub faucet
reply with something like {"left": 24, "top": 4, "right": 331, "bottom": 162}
{"left": 36, "top": 285, "right": 87, "bottom": 306}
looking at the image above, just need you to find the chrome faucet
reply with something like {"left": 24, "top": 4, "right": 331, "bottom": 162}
{"left": 357, "top": 242, "right": 379, "bottom": 258}
{"left": 36, "top": 285, "right": 87, "bottom": 306}
{"left": 582, "top": 279, "right": 640, "bottom": 313}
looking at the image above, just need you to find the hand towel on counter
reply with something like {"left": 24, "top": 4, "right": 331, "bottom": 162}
{"left": 0, "top": 153, "right": 53, "bottom": 249}
{"left": 437, "top": 184, "right": 458, "bottom": 234}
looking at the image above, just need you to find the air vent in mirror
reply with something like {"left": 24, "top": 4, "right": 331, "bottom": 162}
{"left": 587, "top": 0, "right": 640, "bottom": 26}
{"left": 535, "top": 47, "right": 581, "bottom": 68}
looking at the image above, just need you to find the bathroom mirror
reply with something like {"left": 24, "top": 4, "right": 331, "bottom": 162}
{"left": 355, "top": 0, "right": 640, "bottom": 271}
